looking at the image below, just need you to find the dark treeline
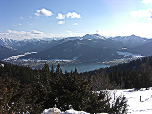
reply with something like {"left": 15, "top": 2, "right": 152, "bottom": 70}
{"left": 5, "top": 56, "right": 152, "bottom": 113}
{"left": 83, "top": 56, "right": 152, "bottom": 90}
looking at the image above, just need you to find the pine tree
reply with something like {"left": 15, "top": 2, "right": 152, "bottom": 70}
{"left": 56, "top": 63, "right": 60, "bottom": 74}
{"left": 41, "top": 63, "right": 51, "bottom": 84}
{"left": 50, "top": 65, "right": 54, "bottom": 75}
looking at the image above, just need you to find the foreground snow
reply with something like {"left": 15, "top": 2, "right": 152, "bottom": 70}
{"left": 42, "top": 108, "right": 91, "bottom": 114}
{"left": 42, "top": 108, "right": 108, "bottom": 114}
{"left": 42, "top": 88, "right": 152, "bottom": 114}
{"left": 111, "top": 88, "right": 152, "bottom": 113}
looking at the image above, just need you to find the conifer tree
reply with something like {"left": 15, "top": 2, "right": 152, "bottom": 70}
{"left": 41, "top": 63, "right": 51, "bottom": 84}
{"left": 56, "top": 63, "right": 60, "bottom": 74}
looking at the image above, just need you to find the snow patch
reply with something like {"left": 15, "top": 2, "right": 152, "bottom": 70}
{"left": 42, "top": 108, "right": 61, "bottom": 114}
{"left": 4, "top": 52, "right": 37, "bottom": 60}
{"left": 82, "top": 34, "right": 105, "bottom": 40}
{"left": 42, "top": 108, "right": 107, "bottom": 114}
{"left": 60, "top": 109, "right": 90, "bottom": 114}
{"left": 72, "top": 54, "right": 81, "bottom": 60}
{"left": 121, "top": 48, "right": 127, "bottom": 50}
{"left": 117, "top": 51, "right": 143, "bottom": 58}
{"left": 0, "top": 64, "right": 4, "bottom": 67}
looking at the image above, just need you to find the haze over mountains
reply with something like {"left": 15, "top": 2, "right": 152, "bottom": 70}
{"left": 0, "top": 34, "right": 152, "bottom": 62}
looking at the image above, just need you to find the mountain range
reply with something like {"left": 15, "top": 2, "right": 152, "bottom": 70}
{"left": 0, "top": 34, "right": 152, "bottom": 62}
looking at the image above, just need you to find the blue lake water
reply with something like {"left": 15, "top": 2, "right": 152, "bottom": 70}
{"left": 60, "top": 63, "right": 109, "bottom": 73}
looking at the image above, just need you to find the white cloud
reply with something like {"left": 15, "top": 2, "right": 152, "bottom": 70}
{"left": 57, "top": 21, "right": 65, "bottom": 24}
{"left": 7, "top": 30, "right": 29, "bottom": 35}
{"left": 142, "top": 0, "right": 152, "bottom": 5}
{"left": 56, "top": 13, "right": 65, "bottom": 19}
{"left": 73, "top": 23, "right": 78, "bottom": 25}
{"left": 130, "top": 8, "right": 152, "bottom": 18}
{"left": 130, "top": 0, "right": 152, "bottom": 20}
{"left": 66, "top": 12, "right": 82, "bottom": 18}
{"left": 19, "top": 17, "right": 23, "bottom": 19}
{"left": 31, "top": 30, "right": 44, "bottom": 34}
{"left": 34, "top": 8, "right": 53, "bottom": 17}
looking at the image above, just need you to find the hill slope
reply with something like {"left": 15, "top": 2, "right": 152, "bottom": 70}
{"left": 21, "top": 39, "right": 123, "bottom": 62}
{"left": 0, "top": 45, "right": 19, "bottom": 60}
{"left": 128, "top": 42, "right": 152, "bottom": 56}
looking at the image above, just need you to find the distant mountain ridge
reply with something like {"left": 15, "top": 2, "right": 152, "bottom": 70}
{"left": 21, "top": 39, "right": 122, "bottom": 62}
{"left": 111, "top": 34, "right": 151, "bottom": 47}
{"left": 1, "top": 34, "right": 152, "bottom": 61}
{"left": 82, "top": 34, "right": 106, "bottom": 40}
{"left": 1, "top": 34, "right": 151, "bottom": 49}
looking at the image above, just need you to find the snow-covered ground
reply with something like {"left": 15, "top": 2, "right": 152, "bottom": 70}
{"left": 42, "top": 108, "right": 107, "bottom": 114}
{"left": 42, "top": 88, "right": 152, "bottom": 114}
{"left": 110, "top": 88, "right": 152, "bottom": 113}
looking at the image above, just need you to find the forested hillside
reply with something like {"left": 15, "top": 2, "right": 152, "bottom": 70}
{"left": 83, "top": 56, "right": 152, "bottom": 90}
{"left": 1, "top": 55, "right": 152, "bottom": 113}
{"left": 0, "top": 62, "right": 127, "bottom": 113}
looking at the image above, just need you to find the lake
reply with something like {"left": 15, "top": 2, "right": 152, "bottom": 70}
{"left": 60, "top": 63, "right": 109, "bottom": 73}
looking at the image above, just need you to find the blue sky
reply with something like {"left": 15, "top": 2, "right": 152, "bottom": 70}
{"left": 0, "top": 0, "right": 152, "bottom": 40}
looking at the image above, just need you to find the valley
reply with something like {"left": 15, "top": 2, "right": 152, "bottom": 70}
{"left": 0, "top": 34, "right": 149, "bottom": 71}
{"left": 1, "top": 50, "right": 143, "bottom": 72}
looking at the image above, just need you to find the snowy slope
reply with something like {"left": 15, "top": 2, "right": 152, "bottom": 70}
{"left": 42, "top": 88, "right": 152, "bottom": 114}
{"left": 0, "top": 38, "right": 16, "bottom": 48}
{"left": 111, "top": 88, "right": 152, "bottom": 113}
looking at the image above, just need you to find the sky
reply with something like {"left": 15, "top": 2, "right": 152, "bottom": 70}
{"left": 0, "top": 0, "right": 152, "bottom": 40}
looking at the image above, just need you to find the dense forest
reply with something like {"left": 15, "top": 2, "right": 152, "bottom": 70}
{"left": 84, "top": 56, "right": 152, "bottom": 90}
{"left": 1, "top": 56, "right": 152, "bottom": 113}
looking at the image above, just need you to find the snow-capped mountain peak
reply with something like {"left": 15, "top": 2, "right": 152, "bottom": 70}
{"left": 111, "top": 34, "right": 148, "bottom": 47}
{"left": 0, "top": 38, "right": 15, "bottom": 46}
{"left": 82, "top": 34, "right": 105, "bottom": 40}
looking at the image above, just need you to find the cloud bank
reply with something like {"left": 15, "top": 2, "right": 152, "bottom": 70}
{"left": 130, "top": 8, "right": 152, "bottom": 18}
{"left": 0, "top": 30, "right": 53, "bottom": 40}
{"left": 96, "top": 22, "right": 152, "bottom": 38}
{"left": 142, "top": 0, "right": 152, "bottom": 5}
